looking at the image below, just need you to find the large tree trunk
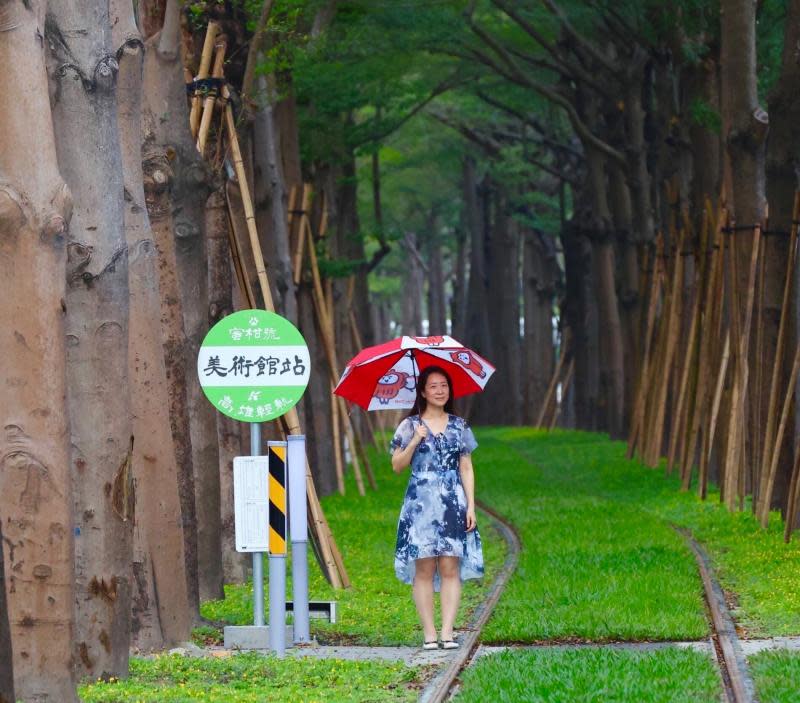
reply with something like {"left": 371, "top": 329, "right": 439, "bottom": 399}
{"left": 585, "top": 147, "right": 625, "bottom": 437}
{"left": 253, "top": 72, "right": 297, "bottom": 323}
{"left": 522, "top": 229, "right": 556, "bottom": 424}
{"left": 451, "top": 221, "right": 468, "bottom": 341}
{"left": 207, "top": 188, "right": 248, "bottom": 582}
{"left": 0, "top": 523, "right": 13, "bottom": 703}
{"left": 483, "top": 191, "right": 522, "bottom": 425}
{"left": 47, "top": 0, "right": 133, "bottom": 680}
{"left": 0, "top": 4, "right": 77, "bottom": 699}
{"left": 142, "top": 0, "right": 203, "bottom": 615}
{"left": 427, "top": 222, "right": 448, "bottom": 336}
{"left": 462, "top": 158, "right": 493, "bottom": 422}
{"left": 762, "top": 0, "right": 800, "bottom": 522}
{"left": 114, "top": 0, "right": 191, "bottom": 649}
{"left": 720, "top": 0, "right": 768, "bottom": 507}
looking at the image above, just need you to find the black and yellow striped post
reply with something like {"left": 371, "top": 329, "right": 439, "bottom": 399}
{"left": 268, "top": 443, "right": 287, "bottom": 555}
{"left": 267, "top": 441, "right": 288, "bottom": 655}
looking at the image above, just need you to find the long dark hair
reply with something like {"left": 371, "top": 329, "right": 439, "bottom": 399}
{"left": 407, "top": 365, "right": 454, "bottom": 417}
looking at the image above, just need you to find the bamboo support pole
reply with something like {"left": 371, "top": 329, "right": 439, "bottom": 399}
{"left": 549, "top": 359, "right": 574, "bottom": 430}
{"left": 196, "top": 41, "right": 227, "bottom": 155}
{"left": 189, "top": 22, "right": 220, "bottom": 138}
{"left": 681, "top": 205, "right": 724, "bottom": 489}
{"left": 723, "top": 225, "right": 761, "bottom": 510}
{"left": 628, "top": 246, "right": 663, "bottom": 459}
{"left": 645, "top": 230, "right": 685, "bottom": 467}
{"left": 223, "top": 86, "right": 274, "bottom": 311}
{"left": 783, "top": 449, "right": 800, "bottom": 542}
{"left": 224, "top": 195, "right": 257, "bottom": 309}
{"left": 760, "top": 345, "right": 800, "bottom": 524}
{"left": 702, "top": 331, "right": 732, "bottom": 497}
{"left": 330, "top": 381, "right": 345, "bottom": 495}
{"left": 294, "top": 186, "right": 370, "bottom": 494}
{"left": 757, "top": 194, "right": 800, "bottom": 525}
{"left": 223, "top": 99, "right": 344, "bottom": 589}
{"left": 536, "top": 340, "right": 568, "bottom": 428}
{"left": 291, "top": 186, "right": 308, "bottom": 285}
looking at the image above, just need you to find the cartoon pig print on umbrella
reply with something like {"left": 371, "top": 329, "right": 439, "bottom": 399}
{"left": 412, "top": 335, "right": 445, "bottom": 346}
{"left": 374, "top": 371, "right": 417, "bottom": 404}
{"left": 450, "top": 350, "right": 486, "bottom": 378}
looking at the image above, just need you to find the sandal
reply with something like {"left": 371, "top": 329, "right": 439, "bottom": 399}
{"left": 441, "top": 640, "right": 460, "bottom": 650}
{"left": 422, "top": 640, "right": 439, "bottom": 650}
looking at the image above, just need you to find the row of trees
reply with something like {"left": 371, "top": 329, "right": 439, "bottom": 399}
{"left": 4, "top": 0, "right": 800, "bottom": 700}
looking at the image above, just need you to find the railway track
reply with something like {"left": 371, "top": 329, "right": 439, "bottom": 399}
{"left": 419, "top": 500, "right": 521, "bottom": 703}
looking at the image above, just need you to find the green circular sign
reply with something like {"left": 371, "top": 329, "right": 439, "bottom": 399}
{"left": 197, "top": 309, "right": 310, "bottom": 422}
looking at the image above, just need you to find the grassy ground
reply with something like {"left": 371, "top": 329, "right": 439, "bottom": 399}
{"left": 81, "top": 427, "right": 800, "bottom": 702}
{"left": 454, "top": 648, "right": 722, "bottom": 703}
{"left": 479, "top": 428, "right": 800, "bottom": 641}
{"left": 201, "top": 449, "right": 507, "bottom": 645}
{"left": 78, "top": 652, "right": 426, "bottom": 702}
{"left": 749, "top": 651, "right": 800, "bottom": 703}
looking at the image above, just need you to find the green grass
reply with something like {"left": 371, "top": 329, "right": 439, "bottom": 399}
{"left": 454, "top": 648, "right": 722, "bottom": 703}
{"left": 477, "top": 429, "right": 709, "bottom": 642}
{"left": 750, "top": 650, "right": 800, "bottom": 703}
{"left": 479, "top": 428, "right": 800, "bottom": 640}
{"left": 201, "top": 447, "right": 507, "bottom": 645}
{"left": 78, "top": 653, "right": 424, "bottom": 702}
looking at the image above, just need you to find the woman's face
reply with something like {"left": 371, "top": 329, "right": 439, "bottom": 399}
{"left": 422, "top": 372, "right": 450, "bottom": 408}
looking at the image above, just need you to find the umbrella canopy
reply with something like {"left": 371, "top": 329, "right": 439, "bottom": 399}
{"left": 334, "top": 335, "right": 495, "bottom": 411}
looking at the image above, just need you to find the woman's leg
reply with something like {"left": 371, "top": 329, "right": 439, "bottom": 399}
{"left": 438, "top": 556, "right": 461, "bottom": 640}
{"left": 412, "top": 557, "right": 438, "bottom": 642}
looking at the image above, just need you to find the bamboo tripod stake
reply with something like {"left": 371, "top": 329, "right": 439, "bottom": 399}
{"left": 189, "top": 22, "right": 220, "bottom": 138}
{"left": 196, "top": 41, "right": 227, "bottom": 155}
{"left": 221, "top": 85, "right": 347, "bottom": 589}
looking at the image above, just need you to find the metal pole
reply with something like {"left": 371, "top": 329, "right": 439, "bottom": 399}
{"left": 269, "top": 554, "right": 286, "bottom": 656}
{"left": 267, "top": 440, "right": 288, "bottom": 657}
{"left": 251, "top": 423, "right": 264, "bottom": 627}
{"left": 288, "top": 435, "right": 309, "bottom": 642}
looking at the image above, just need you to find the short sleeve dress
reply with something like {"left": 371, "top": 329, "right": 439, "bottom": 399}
{"left": 390, "top": 414, "right": 484, "bottom": 590}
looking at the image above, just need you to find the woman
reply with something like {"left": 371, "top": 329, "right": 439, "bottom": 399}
{"left": 390, "top": 365, "right": 484, "bottom": 650}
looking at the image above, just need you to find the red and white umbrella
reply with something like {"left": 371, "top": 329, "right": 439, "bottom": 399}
{"left": 333, "top": 335, "right": 495, "bottom": 411}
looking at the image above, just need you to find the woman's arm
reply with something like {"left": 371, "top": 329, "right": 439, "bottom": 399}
{"left": 459, "top": 454, "right": 477, "bottom": 531}
{"left": 391, "top": 422, "right": 427, "bottom": 473}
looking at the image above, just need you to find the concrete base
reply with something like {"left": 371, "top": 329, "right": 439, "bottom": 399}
{"left": 224, "top": 625, "right": 295, "bottom": 650}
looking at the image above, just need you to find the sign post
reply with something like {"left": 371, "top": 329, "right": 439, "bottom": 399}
{"left": 199, "top": 310, "right": 310, "bottom": 654}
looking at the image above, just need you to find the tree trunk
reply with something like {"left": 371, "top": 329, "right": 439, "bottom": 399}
{"left": 47, "top": 0, "right": 133, "bottom": 680}
{"left": 113, "top": 0, "right": 191, "bottom": 650}
{"left": 253, "top": 72, "right": 298, "bottom": 323}
{"left": 522, "top": 229, "right": 556, "bottom": 424}
{"left": 401, "top": 231, "right": 425, "bottom": 336}
{"left": 427, "top": 223, "right": 447, "bottom": 336}
{"left": 0, "top": 4, "right": 77, "bottom": 699}
{"left": 206, "top": 188, "right": 248, "bottom": 582}
{"left": 142, "top": 0, "right": 203, "bottom": 616}
{"left": 0, "top": 523, "right": 13, "bottom": 703}
{"left": 451, "top": 222, "right": 468, "bottom": 341}
{"left": 563, "top": 211, "right": 600, "bottom": 431}
{"left": 763, "top": 0, "right": 800, "bottom": 521}
{"left": 720, "top": 0, "right": 768, "bottom": 507}
{"left": 483, "top": 190, "right": 522, "bottom": 425}
{"left": 462, "top": 158, "right": 493, "bottom": 422}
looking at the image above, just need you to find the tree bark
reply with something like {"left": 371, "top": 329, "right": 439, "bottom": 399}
{"left": 426, "top": 220, "right": 448, "bottom": 336}
{"left": 142, "top": 0, "right": 204, "bottom": 615}
{"left": 253, "top": 71, "right": 298, "bottom": 323}
{"left": 522, "top": 229, "right": 557, "bottom": 424}
{"left": 47, "top": 0, "right": 134, "bottom": 680}
{"left": 206, "top": 188, "right": 248, "bottom": 582}
{"left": 451, "top": 221, "right": 468, "bottom": 341}
{"left": 0, "top": 4, "right": 77, "bottom": 699}
{"left": 483, "top": 190, "right": 522, "bottom": 425}
{"left": 113, "top": 0, "right": 192, "bottom": 650}
{"left": 763, "top": 0, "right": 800, "bottom": 521}
{"left": 462, "top": 157, "right": 493, "bottom": 421}
{"left": 0, "top": 523, "right": 13, "bottom": 703}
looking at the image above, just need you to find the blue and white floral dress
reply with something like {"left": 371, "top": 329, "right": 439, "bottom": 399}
{"left": 390, "top": 414, "right": 484, "bottom": 590}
